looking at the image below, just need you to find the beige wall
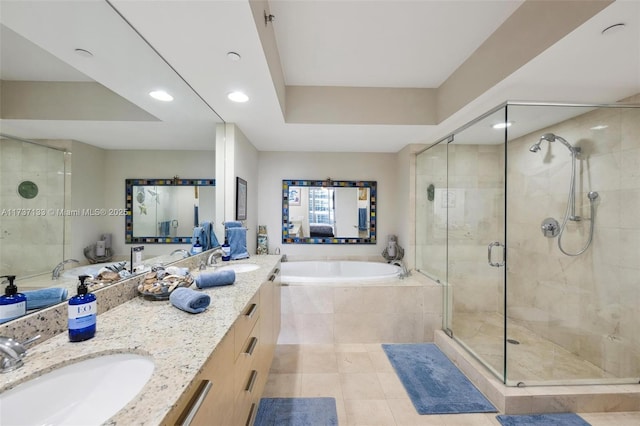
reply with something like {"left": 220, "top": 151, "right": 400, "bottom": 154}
{"left": 257, "top": 151, "right": 401, "bottom": 259}
{"left": 103, "top": 149, "right": 216, "bottom": 258}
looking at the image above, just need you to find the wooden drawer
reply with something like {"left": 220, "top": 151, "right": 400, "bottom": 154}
{"left": 234, "top": 292, "right": 260, "bottom": 358}
{"left": 233, "top": 367, "right": 261, "bottom": 426}
{"left": 234, "top": 319, "right": 261, "bottom": 395}
{"left": 165, "top": 329, "right": 235, "bottom": 426}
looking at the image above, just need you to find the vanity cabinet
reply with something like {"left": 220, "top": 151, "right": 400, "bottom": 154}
{"left": 163, "top": 327, "right": 235, "bottom": 426}
{"left": 163, "top": 263, "right": 281, "bottom": 426}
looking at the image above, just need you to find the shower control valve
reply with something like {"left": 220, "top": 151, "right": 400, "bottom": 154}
{"left": 541, "top": 217, "right": 560, "bottom": 238}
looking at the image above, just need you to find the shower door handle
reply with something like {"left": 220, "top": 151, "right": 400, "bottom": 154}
{"left": 488, "top": 241, "right": 505, "bottom": 267}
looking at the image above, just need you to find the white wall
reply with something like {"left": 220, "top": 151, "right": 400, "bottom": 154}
{"left": 257, "top": 151, "right": 399, "bottom": 258}
{"left": 103, "top": 150, "right": 215, "bottom": 258}
{"left": 217, "top": 124, "right": 259, "bottom": 255}
{"left": 69, "top": 140, "right": 107, "bottom": 262}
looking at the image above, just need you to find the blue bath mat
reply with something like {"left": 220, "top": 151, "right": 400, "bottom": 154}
{"left": 497, "top": 413, "right": 591, "bottom": 425}
{"left": 254, "top": 397, "right": 338, "bottom": 425}
{"left": 382, "top": 343, "right": 497, "bottom": 414}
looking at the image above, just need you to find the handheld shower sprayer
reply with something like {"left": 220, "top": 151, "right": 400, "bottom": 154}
{"left": 529, "top": 133, "right": 597, "bottom": 256}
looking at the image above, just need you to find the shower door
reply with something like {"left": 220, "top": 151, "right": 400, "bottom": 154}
{"left": 444, "top": 107, "right": 507, "bottom": 381}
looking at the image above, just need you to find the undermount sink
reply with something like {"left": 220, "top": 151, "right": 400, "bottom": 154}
{"left": 217, "top": 263, "right": 260, "bottom": 273}
{"left": 0, "top": 353, "right": 154, "bottom": 426}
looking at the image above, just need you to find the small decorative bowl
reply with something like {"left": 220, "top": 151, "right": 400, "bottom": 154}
{"left": 137, "top": 271, "right": 194, "bottom": 301}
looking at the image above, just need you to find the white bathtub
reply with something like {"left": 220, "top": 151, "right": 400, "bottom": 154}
{"left": 280, "top": 260, "right": 401, "bottom": 284}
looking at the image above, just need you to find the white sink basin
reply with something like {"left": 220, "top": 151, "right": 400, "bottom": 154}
{"left": 217, "top": 263, "right": 260, "bottom": 273}
{"left": 0, "top": 353, "right": 154, "bottom": 426}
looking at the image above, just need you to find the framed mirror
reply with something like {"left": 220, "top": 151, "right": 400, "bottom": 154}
{"left": 282, "top": 179, "right": 377, "bottom": 244}
{"left": 126, "top": 178, "right": 215, "bottom": 243}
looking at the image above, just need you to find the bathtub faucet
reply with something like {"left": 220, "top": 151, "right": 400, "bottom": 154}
{"left": 394, "top": 260, "right": 410, "bottom": 279}
{"left": 51, "top": 259, "right": 79, "bottom": 280}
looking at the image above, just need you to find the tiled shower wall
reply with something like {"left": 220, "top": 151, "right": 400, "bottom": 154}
{"left": 507, "top": 103, "right": 640, "bottom": 378}
{"left": 0, "top": 139, "right": 70, "bottom": 278}
{"left": 416, "top": 100, "right": 640, "bottom": 380}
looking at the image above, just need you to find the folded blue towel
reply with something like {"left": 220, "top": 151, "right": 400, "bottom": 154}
{"left": 224, "top": 221, "right": 243, "bottom": 228}
{"left": 227, "top": 227, "right": 250, "bottom": 260}
{"left": 195, "top": 270, "right": 236, "bottom": 288}
{"left": 169, "top": 287, "right": 211, "bottom": 314}
{"left": 24, "top": 287, "right": 68, "bottom": 310}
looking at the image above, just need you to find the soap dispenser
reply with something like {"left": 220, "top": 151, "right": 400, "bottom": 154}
{"left": 192, "top": 237, "right": 203, "bottom": 254}
{"left": 0, "top": 275, "right": 26, "bottom": 324}
{"left": 221, "top": 237, "right": 231, "bottom": 261}
{"left": 68, "top": 275, "right": 97, "bottom": 342}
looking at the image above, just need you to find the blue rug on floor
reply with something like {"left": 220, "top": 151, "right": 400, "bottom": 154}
{"left": 254, "top": 397, "right": 338, "bottom": 426}
{"left": 382, "top": 343, "right": 497, "bottom": 414}
{"left": 497, "top": 413, "right": 591, "bottom": 425}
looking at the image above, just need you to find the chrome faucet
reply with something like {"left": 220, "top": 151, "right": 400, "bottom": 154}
{"left": 207, "top": 248, "right": 224, "bottom": 267}
{"left": 394, "top": 260, "right": 410, "bottom": 279}
{"left": 51, "top": 259, "right": 79, "bottom": 280}
{"left": 170, "top": 249, "right": 191, "bottom": 258}
{"left": 0, "top": 335, "right": 40, "bottom": 373}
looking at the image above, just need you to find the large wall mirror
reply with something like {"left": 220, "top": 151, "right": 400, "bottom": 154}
{"left": 126, "top": 178, "right": 215, "bottom": 244}
{"left": 282, "top": 179, "right": 377, "bottom": 244}
{"left": 0, "top": 1, "right": 223, "bottom": 321}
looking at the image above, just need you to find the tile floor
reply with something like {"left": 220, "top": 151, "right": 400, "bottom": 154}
{"left": 262, "top": 343, "right": 640, "bottom": 425}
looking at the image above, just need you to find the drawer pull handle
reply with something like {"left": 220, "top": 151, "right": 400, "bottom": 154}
{"left": 245, "top": 370, "right": 258, "bottom": 393}
{"left": 245, "top": 303, "right": 258, "bottom": 318}
{"left": 246, "top": 402, "right": 257, "bottom": 426}
{"left": 245, "top": 336, "right": 258, "bottom": 356}
{"left": 179, "top": 379, "right": 212, "bottom": 426}
{"left": 269, "top": 274, "right": 276, "bottom": 282}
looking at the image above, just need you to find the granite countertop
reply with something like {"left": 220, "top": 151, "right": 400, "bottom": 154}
{"left": 0, "top": 255, "right": 282, "bottom": 425}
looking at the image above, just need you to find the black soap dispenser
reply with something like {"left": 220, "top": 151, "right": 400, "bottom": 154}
{"left": 0, "top": 275, "right": 26, "bottom": 324}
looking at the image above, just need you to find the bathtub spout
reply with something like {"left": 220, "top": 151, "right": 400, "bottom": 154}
{"left": 393, "top": 260, "right": 410, "bottom": 279}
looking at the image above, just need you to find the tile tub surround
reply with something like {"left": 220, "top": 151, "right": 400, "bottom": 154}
{"left": 434, "top": 330, "right": 640, "bottom": 415}
{"left": 0, "top": 254, "right": 281, "bottom": 424}
{"left": 0, "top": 250, "right": 217, "bottom": 344}
{"left": 279, "top": 272, "right": 442, "bottom": 345}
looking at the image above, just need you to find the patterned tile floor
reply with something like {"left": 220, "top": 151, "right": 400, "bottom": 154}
{"left": 263, "top": 343, "right": 640, "bottom": 425}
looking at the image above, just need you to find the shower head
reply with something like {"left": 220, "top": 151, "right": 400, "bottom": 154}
{"left": 529, "top": 133, "right": 578, "bottom": 155}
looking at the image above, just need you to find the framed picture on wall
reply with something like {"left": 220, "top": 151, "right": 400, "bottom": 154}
{"left": 289, "top": 187, "right": 301, "bottom": 206}
{"left": 236, "top": 177, "right": 247, "bottom": 220}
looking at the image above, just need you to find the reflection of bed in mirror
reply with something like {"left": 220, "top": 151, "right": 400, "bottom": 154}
{"left": 282, "top": 179, "right": 377, "bottom": 244}
{"left": 309, "top": 224, "right": 334, "bottom": 238}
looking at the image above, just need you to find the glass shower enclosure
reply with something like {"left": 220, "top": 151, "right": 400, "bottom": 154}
{"left": 416, "top": 101, "right": 640, "bottom": 386}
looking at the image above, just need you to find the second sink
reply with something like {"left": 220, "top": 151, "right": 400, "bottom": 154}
{"left": 216, "top": 263, "right": 260, "bottom": 273}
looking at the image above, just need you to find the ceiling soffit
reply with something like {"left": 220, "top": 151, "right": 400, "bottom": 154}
{"left": 252, "top": 0, "right": 613, "bottom": 126}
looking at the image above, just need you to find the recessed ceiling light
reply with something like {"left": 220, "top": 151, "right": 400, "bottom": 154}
{"left": 227, "top": 52, "right": 241, "bottom": 61}
{"left": 74, "top": 48, "right": 93, "bottom": 58}
{"left": 228, "top": 91, "right": 249, "bottom": 103}
{"left": 492, "top": 121, "right": 513, "bottom": 129}
{"left": 149, "top": 90, "right": 174, "bottom": 102}
{"left": 601, "top": 23, "right": 625, "bottom": 35}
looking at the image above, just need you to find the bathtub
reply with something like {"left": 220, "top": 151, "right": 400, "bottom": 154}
{"left": 280, "top": 260, "right": 401, "bottom": 284}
